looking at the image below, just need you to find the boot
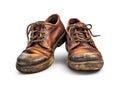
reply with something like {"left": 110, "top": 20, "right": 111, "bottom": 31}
{"left": 16, "top": 14, "right": 66, "bottom": 73}
{"left": 66, "top": 18, "right": 104, "bottom": 71}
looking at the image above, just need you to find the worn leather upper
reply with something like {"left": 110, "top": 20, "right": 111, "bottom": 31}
{"left": 17, "top": 14, "right": 65, "bottom": 66}
{"left": 66, "top": 18, "right": 103, "bottom": 62}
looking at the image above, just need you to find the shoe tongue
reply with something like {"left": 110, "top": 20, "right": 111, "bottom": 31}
{"left": 35, "top": 21, "right": 53, "bottom": 25}
{"left": 74, "top": 22, "right": 86, "bottom": 28}
{"left": 67, "top": 22, "right": 86, "bottom": 32}
{"left": 35, "top": 21, "right": 56, "bottom": 30}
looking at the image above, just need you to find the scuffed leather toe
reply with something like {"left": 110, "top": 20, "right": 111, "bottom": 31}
{"left": 17, "top": 52, "right": 49, "bottom": 66}
{"left": 69, "top": 53, "right": 102, "bottom": 62}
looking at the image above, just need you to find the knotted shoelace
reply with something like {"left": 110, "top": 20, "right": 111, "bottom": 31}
{"left": 26, "top": 22, "right": 46, "bottom": 46}
{"left": 68, "top": 23, "right": 100, "bottom": 43}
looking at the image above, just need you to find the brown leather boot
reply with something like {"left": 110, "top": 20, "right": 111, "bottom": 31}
{"left": 16, "top": 14, "right": 66, "bottom": 73}
{"left": 66, "top": 18, "right": 104, "bottom": 71}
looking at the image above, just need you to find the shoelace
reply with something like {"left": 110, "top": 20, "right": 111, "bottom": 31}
{"left": 68, "top": 23, "right": 100, "bottom": 43}
{"left": 26, "top": 22, "right": 46, "bottom": 46}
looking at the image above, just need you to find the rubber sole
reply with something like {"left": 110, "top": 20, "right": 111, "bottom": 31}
{"left": 67, "top": 59, "right": 104, "bottom": 71}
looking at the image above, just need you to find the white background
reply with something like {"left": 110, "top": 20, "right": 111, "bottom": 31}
{"left": 0, "top": 0, "right": 120, "bottom": 85}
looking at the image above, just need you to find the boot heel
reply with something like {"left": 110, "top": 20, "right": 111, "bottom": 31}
{"left": 57, "top": 32, "right": 66, "bottom": 47}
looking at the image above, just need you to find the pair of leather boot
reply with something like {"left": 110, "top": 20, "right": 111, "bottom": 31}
{"left": 16, "top": 14, "right": 104, "bottom": 73}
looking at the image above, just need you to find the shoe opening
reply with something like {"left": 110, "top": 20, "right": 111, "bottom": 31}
{"left": 69, "top": 19, "right": 80, "bottom": 24}
{"left": 47, "top": 15, "right": 58, "bottom": 24}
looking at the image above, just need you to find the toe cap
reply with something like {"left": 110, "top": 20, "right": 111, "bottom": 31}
{"left": 16, "top": 52, "right": 49, "bottom": 66}
{"left": 69, "top": 53, "right": 102, "bottom": 62}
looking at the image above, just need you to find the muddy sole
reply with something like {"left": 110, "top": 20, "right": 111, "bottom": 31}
{"left": 16, "top": 56, "right": 54, "bottom": 73}
{"left": 67, "top": 59, "right": 104, "bottom": 71}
